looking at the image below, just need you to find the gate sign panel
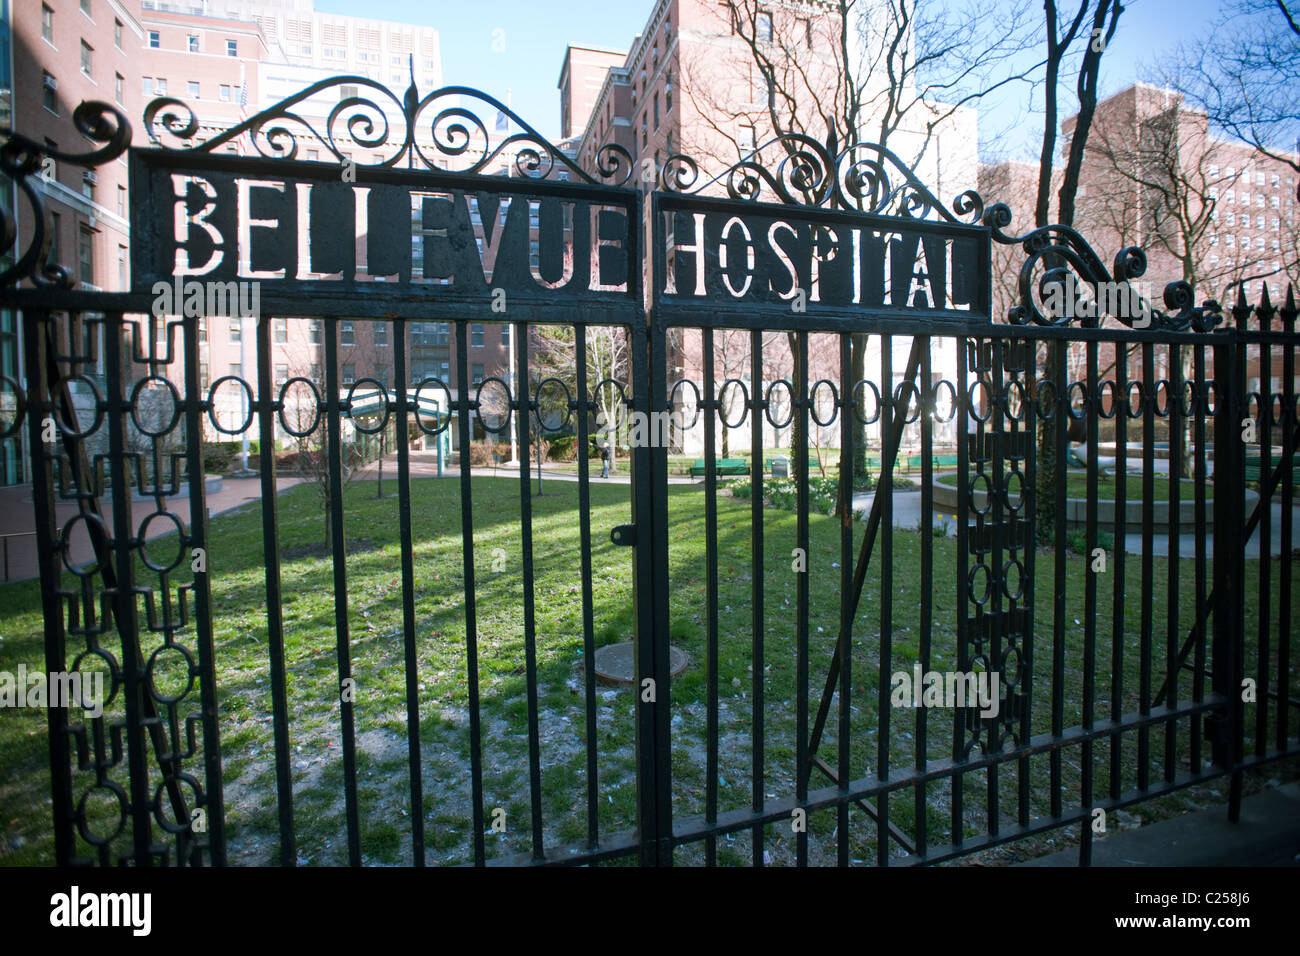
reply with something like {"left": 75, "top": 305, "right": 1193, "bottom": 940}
{"left": 128, "top": 149, "right": 640, "bottom": 321}
{"left": 652, "top": 191, "right": 991, "bottom": 329}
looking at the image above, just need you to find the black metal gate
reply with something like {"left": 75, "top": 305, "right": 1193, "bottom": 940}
{"left": 1, "top": 87, "right": 1297, "bottom": 867}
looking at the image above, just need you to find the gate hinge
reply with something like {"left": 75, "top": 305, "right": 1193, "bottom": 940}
{"left": 610, "top": 524, "right": 636, "bottom": 547}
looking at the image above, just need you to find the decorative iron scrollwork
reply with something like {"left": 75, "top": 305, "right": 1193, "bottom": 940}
{"left": 0, "top": 101, "right": 132, "bottom": 287}
{"left": 657, "top": 135, "right": 985, "bottom": 224}
{"left": 144, "top": 65, "right": 636, "bottom": 187}
{"left": 984, "top": 201, "right": 1223, "bottom": 332}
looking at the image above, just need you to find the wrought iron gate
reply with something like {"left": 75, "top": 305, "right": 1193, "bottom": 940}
{"left": 1, "top": 86, "right": 1297, "bottom": 867}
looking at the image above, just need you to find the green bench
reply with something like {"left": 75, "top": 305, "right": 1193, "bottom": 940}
{"left": 1245, "top": 454, "right": 1300, "bottom": 486}
{"left": 691, "top": 457, "right": 749, "bottom": 476}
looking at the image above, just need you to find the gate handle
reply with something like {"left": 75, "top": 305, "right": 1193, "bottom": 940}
{"left": 610, "top": 524, "right": 636, "bottom": 547}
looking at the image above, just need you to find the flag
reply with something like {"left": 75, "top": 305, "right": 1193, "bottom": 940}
{"left": 495, "top": 109, "right": 508, "bottom": 133}
{"left": 235, "top": 63, "right": 250, "bottom": 156}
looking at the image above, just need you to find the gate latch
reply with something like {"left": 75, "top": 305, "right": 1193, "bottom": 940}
{"left": 610, "top": 524, "right": 636, "bottom": 547}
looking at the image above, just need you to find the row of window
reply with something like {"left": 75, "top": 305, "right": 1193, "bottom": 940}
{"left": 1209, "top": 187, "right": 1290, "bottom": 209}
{"left": 150, "top": 31, "right": 239, "bottom": 56}
{"left": 1209, "top": 233, "right": 1284, "bottom": 252}
{"left": 42, "top": 2, "right": 126, "bottom": 54}
{"left": 198, "top": 361, "right": 488, "bottom": 391}
{"left": 1214, "top": 211, "right": 1291, "bottom": 229}
{"left": 1209, "top": 164, "right": 1294, "bottom": 190}
{"left": 195, "top": 319, "right": 509, "bottom": 350}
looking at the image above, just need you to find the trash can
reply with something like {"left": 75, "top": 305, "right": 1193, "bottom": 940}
{"left": 771, "top": 456, "right": 790, "bottom": 478}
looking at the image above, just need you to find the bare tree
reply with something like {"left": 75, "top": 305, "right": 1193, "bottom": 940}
{"left": 530, "top": 323, "right": 631, "bottom": 468}
{"left": 683, "top": 0, "right": 1041, "bottom": 480}
{"left": 1172, "top": 0, "right": 1300, "bottom": 190}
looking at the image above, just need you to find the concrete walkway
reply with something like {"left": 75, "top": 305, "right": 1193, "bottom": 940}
{"left": 1020, "top": 781, "right": 1300, "bottom": 866}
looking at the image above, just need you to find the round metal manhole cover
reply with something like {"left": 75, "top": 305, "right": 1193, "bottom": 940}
{"left": 592, "top": 641, "right": 688, "bottom": 686}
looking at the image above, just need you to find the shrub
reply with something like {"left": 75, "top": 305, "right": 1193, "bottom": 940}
{"left": 547, "top": 434, "right": 578, "bottom": 461}
{"left": 466, "top": 443, "right": 498, "bottom": 467}
{"left": 1066, "top": 527, "right": 1115, "bottom": 554}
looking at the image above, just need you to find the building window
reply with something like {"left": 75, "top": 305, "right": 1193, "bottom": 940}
{"left": 199, "top": 362, "right": 210, "bottom": 390}
{"left": 114, "top": 73, "right": 123, "bottom": 104}
{"left": 149, "top": 30, "right": 160, "bottom": 48}
{"left": 310, "top": 363, "right": 322, "bottom": 382}
{"left": 80, "top": 40, "right": 93, "bottom": 76}
{"left": 308, "top": 319, "right": 322, "bottom": 345}
{"left": 188, "top": 81, "right": 200, "bottom": 99}
{"left": 375, "top": 365, "right": 388, "bottom": 386}
{"left": 114, "top": 18, "right": 123, "bottom": 50}
{"left": 342, "top": 363, "right": 356, "bottom": 384}
{"left": 340, "top": 321, "right": 354, "bottom": 345}
{"left": 42, "top": 4, "right": 54, "bottom": 43}
{"left": 142, "top": 76, "right": 152, "bottom": 96}
{"left": 229, "top": 363, "right": 242, "bottom": 380}
{"left": 501, "top": 325, "right": 510, "bottom": 345}
{"left": 653, "top": 93, "right": 659, "bottom": 129}
{"left": 802, "top": 17, "right": 813, "bottom": 48}
{"left": 42, "top": 73, "right": 58, "bottom": 113}
{"left": 739, "top": 124, "right": 755, "bottom": 152}
{"left": 197, "top": 316, "right": 206, "bottom": 342}
{"left": 187, "top": 34, "right": 199, "bottom": 52}
{"left": 307, "top": 149, "right": 318, "bottom": 160}
{"left": 756, "top": 11, "right": 773, "bottom": 42}
{"left": 274, "top": 364, "right": 288, "bottom": 386}
{"left": 80, "top": 0, "right": 90, "bottom": 15}
{"left": 227, "top": 39, "right": 238, "bottom": 56}
{"left": 78, "top": 229, "right": 94, "bottom": 284}
{"left": 117, "top": 185, "right": 126, "bottom": 217}
{"left": 229, "top": 318, "right": 242, "bottom": 342}
{"left": 155, "top": 78, "right": 166, "bottom": 95}
{"left": 220, "top": 84, "right": 231, "bottom": 101}
{"left": 81, "top": 172, "right": 95, "bottom": 201}
{"left": 471, "top": 364, "right": 484, "bottom": 383}
{"left": 374, "top": 323, "right": 387, "bottom": 346}
{"left": 471, "top": 323, "right": 484, "bottom": 346}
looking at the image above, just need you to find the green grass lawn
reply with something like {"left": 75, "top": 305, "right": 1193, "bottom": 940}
{"left": 0, "top": 477, "right": 1294, "bottom": 866}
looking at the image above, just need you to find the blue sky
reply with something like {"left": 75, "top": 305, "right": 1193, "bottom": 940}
{"left": 316, "top": 0, "right": 1228, "bottom": 160}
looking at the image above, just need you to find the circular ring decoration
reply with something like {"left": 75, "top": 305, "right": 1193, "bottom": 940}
{"left": 206, "top": 375, "right": 255, "bottom": 435}
{"left": 138, "top": 510, "right": 185, "bottom": 574}
{"left": 1270, "top": 392, "right": 1288, "bottom": 427}
{"left": 146, "top": 642, "right": 196, "bottom": 704}
{"left": 851, "top": 380, "right": 882, "bottom": 426}
{"left": 1002, "top": 557, "right": 1026, "bottom": 602}
{"left": 718, "top": 378, "right": 750, "bottom": 429}
{"left": 70, "top": 646, "right": 120, "bottom": 712}
{"left": 1065, "top": 381, "right": 1089, "bottom": 421}
{"left": 129, "top": 376, "right": 182, "bottom": 438}
{"left": 152, "top": 773, "right": 204, "bottom": 834}
{"left": 0, "top": 375, "right": 27, "bottom": 440}
{"left": 930, "top": 379, "right": 958, "bottom": 424}
{"left": 894, "top": 380, "right": 922, "bottom": 424}
{"left": 533, "top": 377, "right": 574, "bottom": 433}
{"left": 967, "top": 563, "right": 992, "bottom": 607}
{"left": 1125, "top": 380, "right": 1146, "bottom": 420}
{"left": 968, "top": 380, "right": 993, "bottom": 424}
{"left": 1003, "top": 469, "right": 1025, "bottom": 514}
{"left": 412, "top": 377, "right": 453, "bottom": 436}
{"left": 76, "top": 782, "right": 128, "bottom": 846}
{"left": 54, "top": 375, "right": 105, "bottom": 440}
{"left": 668, "top": 378, "right": 701, "bottom": 432}
{"left": 1153, "top": 379, "right": 1173, "bottom": 418}
{"left": 345, "top": 378, "right": 391, "bottom": 435}
{"left": 1204, "top": 379, "right": 1218, "bottom": 415}
{"left": 1035, "top": 378, "right": 1058, "bottom": 421}
{"left": 60, "top": 512, "right": 108, "bottom": 579}
{"left": 809, "top": 379, "right": 839, "bottom": 428}
{"left": 1244, "top": 391, "right": 1261, "bottom": 427}
{"left": 761, "top": 379, "right": 792, "bottom": 430}
{"left": 474, "top": 376, "right": 514, "bottom": 434}
{"left": 1097, "top": 379, "right": 1120, "bottom": 420}
{"left": 968, "top": 472, "right": 992, "bottom": 516}
{"left": 1002, "top": 379, "right": 1027, "bottom": 424}
{"left": 1181, "top": 380, "right": 1198, "bottom": 419}
{"left": 277, "top": 377, "right": 321, "bottom": 438}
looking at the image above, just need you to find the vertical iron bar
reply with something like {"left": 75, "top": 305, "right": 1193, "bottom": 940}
{"left": 877, "top": 332, "right": 892, "bottom": 867}
{"left": 1167, "top": 343, "right": 1184, "bottom": 782}
{"left": 454, "top": 320, "right": 487, "bottom": 865}
{"left": 917, "top": 335, "right": 933, "bottom": 854}
{"left": 1254, "top": 313, "right": 1270, "bottom": 758}
{"left": 515, "top": 321, "right": 545, "bottom": 860}
{"left": 750, "top": 328, "right": 765, "bottom": 866}
{"left": 254, "top": 314, "right": 294, "bottom": 865}
{"left": 702, "top": 327, "right": 718, "bottom": 866}
{"left": 105, "top": 311, "right": 153, "bottom": 864}
{"left": 838, "top": 332, "right": 853, "bottom": 867}
{"left": 1050, "top": 341, "right": 1067, "bottom": 821}
{"left": 575, "top": 324, "right": 600, "bottom": 850}
{"left": 24, "top": 308, "right": 74, "bottom": 865}
{"left": 795, "top": 330, "right": 809, "bottom": 867}
{"left": 184, "top": 310, "right": 223, "bottom": 865}
{"left": 393, "top": 320, "right": 425, "bottom": 865}
{"left": 1111, "top": 344, "right": 1128, "bottom": 798}
{"left": 323, "top": 317, "right": 361, "bottom": 866}
{"left": 1279, "top": 290, "right": 1296, "bottom": 750}
{"left": 1138, "top": 341, "right": 1155, "bottom": 792}
{"left": 1191, "top": 343, "right": 1207, "bottom": 773}
{"left": 953, "top": 337, "right": 970, "bottom": 847}
{"left": 1079, "top": 338, "right": 1098, "bottom": 866}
